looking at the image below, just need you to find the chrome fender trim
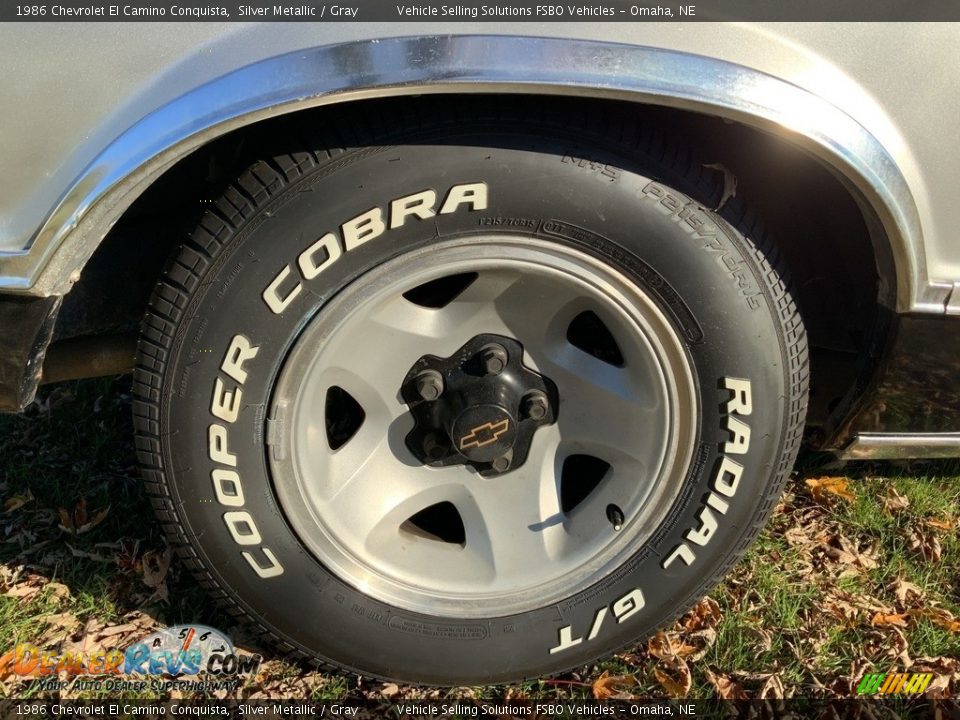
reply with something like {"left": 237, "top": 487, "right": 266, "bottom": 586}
{"left": 0, "top": 35, "right": 946, "bottom": 312}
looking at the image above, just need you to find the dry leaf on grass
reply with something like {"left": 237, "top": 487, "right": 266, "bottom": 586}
{"left": 818, "top": 533, "right": 878, "bottom": 574}
{"left": 703, "top": 668, "right": 748, "bottom": 699}
{"left": 591, "top": 670, "right": 639, "bottom": 700}
{"left": 648, "top": 631, "right": 697, "bottom": 660}
{"left": 824, "top": 594, "right": 860, "bottom": 626}
{"left": 805, "top": 476, "right": 855, "bottom": 504}
{"left": 3, "top": 573, "right": 46, "bottom": 601}
{"left": 913, "top": 607, "right": 960, "bottom": 633}
{"left": 3, "top": 490, "right": 34, "bottom": 514}
{"left": 648, "top": 632, "right": 692, "bottom": 698}
{"left": 870, "top": 611, "right": 909, "bottom": 628}
{"left": 749, "top": 627, "right": 774, "bottom": 654}
{"left": 682, "top": 628, "right": 718, "bottom": 662}
{"left": 885, "top": 627, "right": 912, "bottom": 669}
{"left": 890, "top": 575, "right": 925, "bottom": 607}
{"left": 4, "top": 583, "right": 42, "bottom": 600}
{"left": 653, "top": 665, "right": 691, "bottom": 699}
{"left": 141, "top": 548, "right": 172, "bottom": 601}
{"left": 924, "top": 515, "right": 956, "bottom": 532}
{"left": 59, "top": 611, "right": 156, "bottom": 657}
{"left": 36, "top": 612, "right": 82, "bottom": 646}
{"left": 682, "top": 596, "right": 723, "bottom": 632}
{"left": 784, "top": 526, "right": 813, "bottom": 548}
{"left": 758, "top": 673, "right": 786, "bottom": 700}
{"left": 908, "top": 527, "right": 943, "bottom": 562}
{"left": 45, "top": 581, "right": 70, "bottom": 600}
{"left": 882, "top": 486, "right": 910, "bottom": 513}
{"left": 57, "top": 497, "right": 110, "bottom": 535}
{"left": 379, "top": 683, "right": 400, "bottom": 699}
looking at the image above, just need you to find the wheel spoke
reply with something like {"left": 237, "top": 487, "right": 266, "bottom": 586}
{"left": 438, "top": 269, "right": 586, "bottom": 361}
{"left": 318, "top": 430, "right": 458, "bottom": 552}
{"left": 458, "top": 425, "right": 565, "bottom": 580}
{"left": 539, "top": 344, "right": 667, "bottom": 468}
{"left": 559, "top": 466, "right": 640, "bottom": 555}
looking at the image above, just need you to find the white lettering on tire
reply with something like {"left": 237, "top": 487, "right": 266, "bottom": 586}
{"left": 262, "top": 182, "right": 488, "bottom": 315}
{"left": 549, "top": 588, "right": 646, "bottom": 655}
{"left": 208, "top": 334, "right": 284, "bottom": 578}
{"left": 661, "top": 377, "right": 753, "bottom": 569}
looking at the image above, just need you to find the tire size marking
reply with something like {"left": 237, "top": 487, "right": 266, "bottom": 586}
{"left": 641, "top": 182, "right": 762, "bottom": 310}
{"left": 261, "top": 182, "right": 488, "bottom": 315}
{"left": 661, "top": 377, "right": 753, "bottom": 569}
{"left": 208, "top": 334, "right": 284, "bottom": 579}
{"left": 549, "top": 588, "right": 645, "bottom": 655}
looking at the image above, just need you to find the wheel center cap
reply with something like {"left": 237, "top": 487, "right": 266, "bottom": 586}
{"left": 401, "top": 333, "right": 558, "bottom": 476}
{"left": 451, "top": 404, "right": 518, "bottom": 462}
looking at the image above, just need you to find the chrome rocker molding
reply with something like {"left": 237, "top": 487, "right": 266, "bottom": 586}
{"left": 0, "top": 35, "right": 949, "bottom": 313}
{"left": 841, "top": 432, "right": 960, "bottom": 460}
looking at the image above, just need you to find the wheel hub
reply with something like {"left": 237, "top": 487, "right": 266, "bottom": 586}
{"left": 402, "top": 334, "right": 558, "bottom": 475}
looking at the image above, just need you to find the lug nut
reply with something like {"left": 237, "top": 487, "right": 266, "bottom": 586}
{"left": 523, "top": 391, "right": 549, "bottom": 420}
{"left": 491, "top": 455, "right": 511, "bottom": 472}
{"left": 479, "top": 344, "right": 508, "bottom": 376}
{"left": 415, "top": 370, "right": 444, "bottom": 401}
{"left": 422, "top": 432, "right": 448, "bottom": 461}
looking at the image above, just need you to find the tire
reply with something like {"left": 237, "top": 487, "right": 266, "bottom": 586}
{"left": 133, "top": 99, "right": 807, "bottom": 685}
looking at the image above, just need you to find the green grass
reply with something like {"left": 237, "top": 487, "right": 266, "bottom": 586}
{"left": 0, "top": 377, "right": 958, "bottom": 699}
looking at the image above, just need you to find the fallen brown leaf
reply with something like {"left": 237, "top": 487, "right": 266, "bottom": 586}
{"left": 648, "top": 631, "right": 697, "bottom": 660}
{"left": 870, "top": 611, "right": 909, "bottom": 628}
{"left": 142, "top": 548, "right": 173, "bottom": 601}
{"left": 681, "top": 596, "right": 723, "bottom": 632}
{"left": 758, "top": 673, "right": 786, "bottom": 699}
{"left": 3, "top": 490, "right": 34, "bottom": 514}
{"left": 648, "top": 631, "right": 693, "bottom": 698}
{"left": 45, "top": 581, "right": 70, "bottom": 601}
{"left": 924, "top": 516, "right": 956, "bottom": 532}
{"left": 913, "top": 607, "right": 960, "bottom": 633}
{"left": 653, "top": 665, "right": 691, "bottom": 699}
{"left": 819, "top": 533, "right": 878, "bottom": 573}
{"left": 379, "top": 683, "right": 400, "bottom": 698}
{"left": 889, "top": 575, "right": 925, "bottom": 607}
{"left": 65, "top": 543, "right": 113, "bottom": 563}
{"left": 887, "top": 627, "right": 912, "bottom": 668}
{"left": 58, "top": 497, "right": 111, "bottom": 535}
{"left": 749, "top": 627, "right": 774, "bottom": 654}
{"left": 882, "top": 486, "right": 910, "bottom": 513}
{"left": 3, "top": 575, "right": 44, "bottom": 601}
{"left": 806, "top": 476, "right": 855, "bottom": 504}
{"left": 36, "top": 612, "right": 82, "bottom": 646}
{"left": 703, "top": 668, "right": 748, "bottom": 699}
{"left": 682, "top": 627, "right": 718, "bottom": 662}
{"left": 908, "top": 527, "right": 943, "bottom": 562}
{"left": 592, "top": 670, "right": 639, "bottom": 700}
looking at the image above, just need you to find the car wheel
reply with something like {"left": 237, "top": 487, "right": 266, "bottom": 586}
{"left": 133, "top": 100, "right": 807, "bottom": 685}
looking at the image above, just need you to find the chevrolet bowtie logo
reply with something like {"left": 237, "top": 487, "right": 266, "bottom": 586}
{"left": 459, "top": 419, "right": 510, "bottom": 450}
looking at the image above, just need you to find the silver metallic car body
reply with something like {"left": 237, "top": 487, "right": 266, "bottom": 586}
{"left": 0, "top": 23, "right": 959, "bottom": 313}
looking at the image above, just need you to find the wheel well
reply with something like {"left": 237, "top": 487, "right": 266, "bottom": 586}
{"left": 48, "top": 94, "right": 884, "bottom": 444}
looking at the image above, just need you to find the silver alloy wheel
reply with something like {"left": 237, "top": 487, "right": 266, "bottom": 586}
{"left": 268, "top": 236, "right": 697, "bottom": 618}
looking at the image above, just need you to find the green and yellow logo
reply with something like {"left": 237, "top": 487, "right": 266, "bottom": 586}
{"left": 856, "top": 672, "right": 933, "bottom": 695}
